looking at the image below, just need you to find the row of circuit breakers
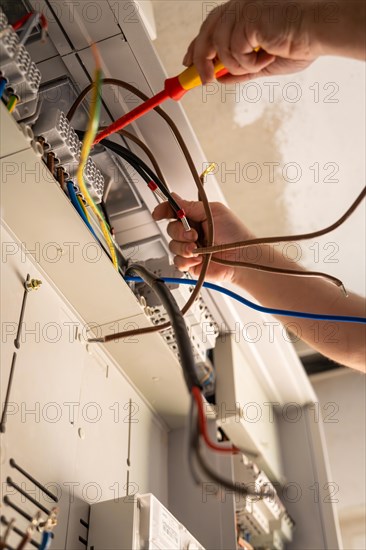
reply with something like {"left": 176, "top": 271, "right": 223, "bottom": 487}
{"left": 0, "top": 4, "right": 294, "bottom": 549}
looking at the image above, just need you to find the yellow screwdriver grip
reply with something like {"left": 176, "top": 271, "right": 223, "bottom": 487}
{"left": 178, "top": 59, "right": 226, "bottom": 91}
{"left": 178, "top": 48, "right": 261, "bottom": 92}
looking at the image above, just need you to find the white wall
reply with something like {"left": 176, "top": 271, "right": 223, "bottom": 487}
{"left": 153, "top": 1, "right": 366, "bottom": 298}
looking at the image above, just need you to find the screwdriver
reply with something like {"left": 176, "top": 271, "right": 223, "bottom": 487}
{"left": 94, "top": 60, "right": 229, "bottom": 144}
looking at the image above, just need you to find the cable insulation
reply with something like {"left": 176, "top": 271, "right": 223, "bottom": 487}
{"left": 123, "top": 276, "right": 366, "bottom": 324}
{"left": 67, "top": 78, "right": 214, "bottom": 330}
{"left": 196, "top": 187, "right": 366, "bottom": 255}
{"left": 125, "top": 264, "right": 200, "bottom": 390}
{"left": 191, "top": 386, "right": 239, "bottom": 454}
{"left": 74, "top": 48, "right": 118, "bottom": 269}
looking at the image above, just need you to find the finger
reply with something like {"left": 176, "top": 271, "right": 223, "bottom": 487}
{"left": 249, "top": 50, "right": 276, "bottom": 73}
{"left": 190, "top": 264, "right": 204, "bottom": 277}
{"left": 216, "top": 53, "right": 275, "bottom": 85}
{"left": 183, "top": 39, "right": 195, "bottom": 66}
{"left": 193, "top": 43, "right": 217, "bottom": 84}
{"left": 167, "top": 221, "right": 198, "bottom": 242}
{"left": 173, "top": 255, "right": 203, "bottom": 272}
{"left": 229, "top": 23, "right": 254, "bottom": 68}
{"left": 169, "top": 240, "right": 198, "bottom": 257}
{"left": 217, "top": 72, "right": 254, "bottom": 84}
{"left": 212, "top": 12, "right": 244, "bottom": 76}
{"left": 152, "top": 201, "right": 175, "bottom": 221}
{"left": 171, "top": 193, "right": 208, "bottom": 223}
{"left": 218, "top": 68, "right": 267, "bottom": 84}
{"left": 230, "top": 42, "right": 275, "bottom": 74}
{"left": 192, "top": 7, "right": 221, "bottom": 83}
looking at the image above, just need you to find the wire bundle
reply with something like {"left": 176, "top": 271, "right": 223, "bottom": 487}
{"left": 74, "top": 46, "right": 118, "bottom": 270}
{"left": 99, "top": 137, "right": 191, "bottom": 231}
{"left": 188, "top": 386, "right": 274, "bottom": 499}
{"left": 67, "top": 65, "right": 366, "bottom": 499}
{"left": 67, "top": 77, "right": 214, "bottom": 331}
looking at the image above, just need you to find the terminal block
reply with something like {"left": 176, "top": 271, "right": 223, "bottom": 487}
{"left": 234, "top": 454, "right": 295, "bottom": 549}
{"left": 0, "top": 11, "right": 19, "bottom": 63}
{"left": 33, "top": 109, "right": 104, "bottom": 202}
{"left": 131, "top": 257, "right": 219, "bottom": 394}
{"left": 0, "top": 7, "right": 41, "bottom": 120}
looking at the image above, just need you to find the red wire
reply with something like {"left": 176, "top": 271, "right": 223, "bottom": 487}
{"left": 12, "top": 12, "right": 48, "bottom": 31}
{"left": 191, "top": 386, "right": 239, "bottom": 455}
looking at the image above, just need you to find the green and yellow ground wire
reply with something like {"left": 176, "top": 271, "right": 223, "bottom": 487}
{"left": 76, "top": 44, "right": 118, "bottom": 270}
{"left": 7, "top": 94, "right": 18, "bottom": 113}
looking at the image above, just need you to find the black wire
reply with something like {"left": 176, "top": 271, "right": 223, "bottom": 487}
{"left": 102, "top": 139, "right": 163, "bottom": 189}
{"left": 194, "top": 438, "right": 274, "bottom": 500}
{"left": 125, "top": 264, "right": 201, "bottom": 391}
{"left": 188, "top": 395, "right": 274, "bottom": 500}
{"left": 188, "top": 394, "right": 202, "bottom": 485}
{"left": 100, "top": 138, "right": 182, "bottom": 213}
{"left": 100, "top": 200, "right": 113, "bottom": 230}
{"left": 75, "top": 130, "right": 181, "bottom": 211}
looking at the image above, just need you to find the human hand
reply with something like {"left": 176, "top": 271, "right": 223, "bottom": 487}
{"left": 183, "top": 0, "right": 318, "bottom": 84}
{"left": 152, "top": 195, "right": 254, "bottom": 282}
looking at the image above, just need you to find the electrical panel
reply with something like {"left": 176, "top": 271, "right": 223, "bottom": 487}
{"left": 89, "top": 494, "right": 205, "bottom": 550}
{"left": 0, "top": 1, "right": 343, "bottom": 549}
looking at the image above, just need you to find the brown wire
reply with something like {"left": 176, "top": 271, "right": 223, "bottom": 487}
{"left": 67, "top": 79, "right": 214, "bottom": 340}
{"left": 57, "top": 166, "right": 66, "bottom": 193}
{"left": 199, "top": 166, "right": 345, "bottom": 292}
{"left": 67, "top": 80, "right": 358, "bottom": 341}
{"left": 47, "top": 152, "right": 55, "bottom": 174}
{"left": 105, "top": 131, "right": 325, "bottom": 294}
{"left": 196, "top": 186, "right": 366, "bottom": 255}
{"left": 211, "top": 257, "right": 346, "bottom": 293}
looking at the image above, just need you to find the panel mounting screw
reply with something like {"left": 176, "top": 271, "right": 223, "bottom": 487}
{"left": 24, "top": 279, "right": 42, "bottom": 292}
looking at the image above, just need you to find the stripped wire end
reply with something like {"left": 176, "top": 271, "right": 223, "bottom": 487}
{"left": 13, "top": 11, "right": 48, "bottom": 44}
{"left": 40, "top": 14, "right": 48, "bottom": 42}
{"left": 147, "top": 180, "right": 166, "bottom": 202}
{"left": 177, "top": 209, "right": 191, "bottom": 231}
{"left": 200, "top": 162, "right": 217, "bottom": 184}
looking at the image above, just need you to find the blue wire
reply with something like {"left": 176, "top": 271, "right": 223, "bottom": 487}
{"left": 0, "top": 77, "right": 7, "bottom": 100}
{"left": 39, "top": 531, "right": 53, "bottom": 550}
{"left": 66, "top": 181, "right": 98, "bottom": 240}
{"left": 124, "top": 276, "right": 366, "bottom": 324}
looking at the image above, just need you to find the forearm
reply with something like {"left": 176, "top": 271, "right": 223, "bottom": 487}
{"left": 231, "top": 246, "right": 366, "bottom": 371}
{"left": 311, "top": 0, "right": 366, "bottom": 60}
